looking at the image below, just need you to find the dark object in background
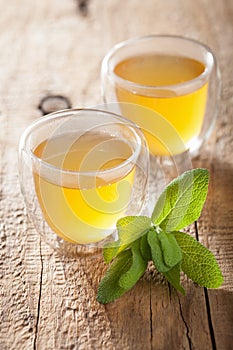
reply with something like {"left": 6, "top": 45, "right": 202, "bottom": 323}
{"left": 38, "top": 95, "right": 72, "bottom": 115}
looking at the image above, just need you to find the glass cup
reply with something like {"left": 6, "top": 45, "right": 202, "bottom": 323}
{"left": 101, "top": 35, "right": 221, "bottom": 166}
{"left": 19, "top": 108, "right": 149, "bottom": 258}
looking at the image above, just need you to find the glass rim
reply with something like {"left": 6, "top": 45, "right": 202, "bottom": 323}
{"left": 101, "top": 34, "right": 216, "bottom": 94}
{"left": 19, "top": 108, "right": 144, "bottom": 178}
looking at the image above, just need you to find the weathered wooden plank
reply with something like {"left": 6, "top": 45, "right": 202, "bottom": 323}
{"left": 0, "top": 149, "right": 39, "bottom": 350}
{"left": 33, "top": 252, "right": 114, "bottom": 349}
{"left": 208, "top": 289, "right": 233, "bottom": 350}
{"left": 0, "top": 0, "right": 232, "bottom": 350}
{"left": 191, "top": 2, "right": 233, "bottom": 349}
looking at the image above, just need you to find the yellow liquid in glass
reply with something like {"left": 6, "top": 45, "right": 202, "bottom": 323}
{"left": 33, "top": 132, "right": 135, "bottom": 244}
{"left": 114, "top": 54, "right": 208, "bottom": 155}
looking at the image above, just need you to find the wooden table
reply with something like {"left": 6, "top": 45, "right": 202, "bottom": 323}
{"left": 1, "top": 1, "right": 232, "bottom": 349}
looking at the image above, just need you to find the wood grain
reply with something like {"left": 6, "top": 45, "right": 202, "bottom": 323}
{"left": 0, "top": 0, "right": 232, "bottom": 349}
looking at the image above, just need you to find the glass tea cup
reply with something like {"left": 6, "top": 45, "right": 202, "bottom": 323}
{"left": 18, "top": 108, "right": 149, "bottom": 258}
{"left": 101, "top": 35, "right": 221, "bottom": 161}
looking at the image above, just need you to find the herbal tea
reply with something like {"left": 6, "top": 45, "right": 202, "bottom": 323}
{"left": 114, "top": 54, "right": 208, "bottom": 155}
{"left": 33, "top": 131, "right": 135, "bottom": 244}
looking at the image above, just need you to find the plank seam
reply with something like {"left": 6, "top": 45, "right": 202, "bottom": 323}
{"left": 33, "top": 239, "right": 43, "bottom": 350}
{"left": 195, "top": 221, "right": 217, "bottom": 350}
{"left": 149, "top": 282, "right": 153, "bottom": 350}
{"left": 204, "top": 288, "right": 217, "bottom": 350}
{"left": 178, "top": 298, "right": 192, "bottom": 350}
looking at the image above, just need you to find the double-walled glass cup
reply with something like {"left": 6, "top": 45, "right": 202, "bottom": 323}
{"left": 101, "top": 35, "right": 221, "bottom": 161}
{"left": 19, "top": 109, "right": 149, "bottom": 258}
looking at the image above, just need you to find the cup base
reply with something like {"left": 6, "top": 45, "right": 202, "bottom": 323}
{"left": 41, "top": 231, "right": 118, "bottom": 260}
{"left": 157, "top": 149, "right": 193, "bottom": 182}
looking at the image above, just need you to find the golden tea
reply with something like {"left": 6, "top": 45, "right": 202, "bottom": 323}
{"left": 114, "top": 54, "right": 208, "bottom": 155}
{"left": 33, "top": 131, "right": 135, "bottom": 244}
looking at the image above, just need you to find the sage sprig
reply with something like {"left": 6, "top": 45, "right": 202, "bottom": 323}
{"left": 97, "top": 169, "right": 223, "bottom": 304}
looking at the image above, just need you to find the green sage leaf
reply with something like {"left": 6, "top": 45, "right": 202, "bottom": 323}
{"left": 163, "top": 263, "right": 185, "bottom": 295}
{"left": 103, "top": 216, "right": 151, "bottom": 263}
{"left": 158, "top": 231, "right": 182, "bottom": 268}
{"left": 174, "top": 231, "right": 223, "bottom": 288}
{"left": 147, "top": 229, "right": 170, "bottom": 272}
{"left": 97, "top": 250, "right": 132, "bottom": 304}
{"left": 140, "top": 233, "right": 152, "bottom": 261}
{"left": 119, "top": 240, "right": 148, "bottom": 290}
{"left": 152, "top": 169, "right": 209, "bottom": 231}
{"left": 147, "top": 229, "right": 182, "bottom": 272}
